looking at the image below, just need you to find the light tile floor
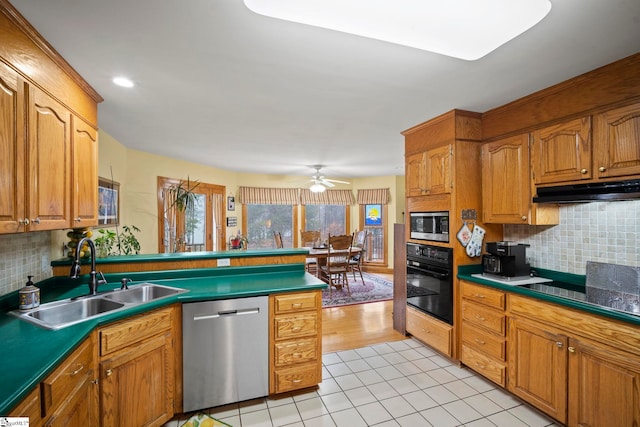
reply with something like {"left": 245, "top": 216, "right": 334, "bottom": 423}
{"left": 164, "top": 338, "right": 561, "bottom": 427}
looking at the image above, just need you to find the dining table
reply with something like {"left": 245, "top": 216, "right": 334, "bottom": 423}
{"left": 304, "top": 246, "right": 362, "bottom": 283}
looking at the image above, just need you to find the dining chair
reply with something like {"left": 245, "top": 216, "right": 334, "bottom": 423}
{"left": 349, "top": 229, "right": 367, "bottom": 282}
{"left": 320, "top": 233, "right": 353, "bottom": 297}
{"left": 273, "top": 231, "right": 283, "bottom": 248}
{"left": 300, "top": 230, "right": 321, "bottom": 273}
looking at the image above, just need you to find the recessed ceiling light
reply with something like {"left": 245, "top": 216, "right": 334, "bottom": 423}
{"left": 113, "top": 77, "right": 134, "bottom": 88}
{"left": 243, "top": 0, "right": 551, "bottom": 60}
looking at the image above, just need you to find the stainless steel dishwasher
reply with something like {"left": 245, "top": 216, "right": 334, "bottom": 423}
{"left": 182, "top": 296, "right": 268, "bottom": 412}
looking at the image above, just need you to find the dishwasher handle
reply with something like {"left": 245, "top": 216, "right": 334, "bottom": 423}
{"left": 193, "top": 307, "right": 261, "bottom": 321}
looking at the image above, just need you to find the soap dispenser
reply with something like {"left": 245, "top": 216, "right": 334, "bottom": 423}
{"left": 19, "top": 275, "right": 40, "bottom": 311}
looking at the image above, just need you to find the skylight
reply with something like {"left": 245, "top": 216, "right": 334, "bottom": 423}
{"left": 243, "top": 0, "right": 552, "bottom": 60}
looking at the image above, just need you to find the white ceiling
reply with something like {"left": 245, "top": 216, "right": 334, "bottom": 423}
{"left": 10, "top": 0, "right": 640, "bottom": 179}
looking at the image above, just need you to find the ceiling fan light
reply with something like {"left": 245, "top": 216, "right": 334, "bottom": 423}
{"left": 310, "top": 183, "right": 326, "bottom": 193}
{"left": 243, "top": 0, "right": 551, "bottom": 60}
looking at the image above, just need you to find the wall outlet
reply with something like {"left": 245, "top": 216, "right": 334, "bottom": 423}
{"left": 217, "top": 258, "right": 231, "bottom": 267}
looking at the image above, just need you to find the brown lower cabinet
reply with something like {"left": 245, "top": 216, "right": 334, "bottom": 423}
{"left": 406, "top": 305, "right": 452, "bottom": 357}
{"left": 269, "top": 291, "right": 322, "bottom": 394}
{"left": 508, "top": 294, "right": 640, "bottom": 426}
{"left": 9, "top": 333, "right": 99, "bottom": 427}
{"left": 98, "top": 305, "right": 177, "bottom": 427}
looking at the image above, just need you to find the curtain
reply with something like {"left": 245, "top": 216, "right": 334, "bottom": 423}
{"left": 300, "top": 189, "right": 355, "bottom": 205}
{"left": 356, "top": 188, "right": 390, "bottom": 204}
{"left": 238, "top": 187, "right": 299, "bottom": 205}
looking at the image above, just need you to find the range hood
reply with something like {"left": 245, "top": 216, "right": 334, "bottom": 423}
{"left": 533, "top": 179, "right": 640, "bottom": 203}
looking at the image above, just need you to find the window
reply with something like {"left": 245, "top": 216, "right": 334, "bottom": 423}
{"left": 357, "top": 189, "right": 390, "bottom": 266}
{"left": 303, "top": 205, "right": 348, "bottom": 241}
{"left": 245, "top": 204, "right": 295, "bottom": 248}
{"left": 157, "top": 177, "right": 225, "bottom": 252}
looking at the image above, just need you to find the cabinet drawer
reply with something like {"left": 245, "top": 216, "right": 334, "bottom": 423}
{"left": 406, "top": 307, "right": 452, "bottom": 356}
{"left": 461, "top": 322, "right": 506, "bottom": 361}
{"left": 273, "top": 292, "right": 319, "bottom": 314}
{"left": 274, "top": 313, "right": 318, "bottom": 340}
{"left": 461, "top": 300, "right": 506, "bottom": 336}
{"left": 273, "top": 363, "right": 320, "bottom": 393}
{"left": 42, "top": 337, "right": 94, "bottom": 417}
{"left": 274, "top": 338, "right": 318, "bottom": 366}
{"left": 461, "top": 345, "right": 506, "bottom": 387}
{"left": 100, "top": 306, "right": 173, "bottom": 356}
{"left": 461, "top": 281, "right": 505, "bottom": 309}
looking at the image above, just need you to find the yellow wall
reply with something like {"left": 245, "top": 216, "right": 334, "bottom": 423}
{"left": 92, "top": 130, "right": 402, "bottom": 267}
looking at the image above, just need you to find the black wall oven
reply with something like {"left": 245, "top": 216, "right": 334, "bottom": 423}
{"left": 406, "top": 242, "right": 453, "bottom": 325}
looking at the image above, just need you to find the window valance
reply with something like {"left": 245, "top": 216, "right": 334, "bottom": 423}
{"left": 357, "top": 188, "right": 390, "bottom": 205}
{"left": 238, "top": 187, "right": 300, "bottom": 205}
{"left": 300, "top": 189, "right": 354, "bottom": 205}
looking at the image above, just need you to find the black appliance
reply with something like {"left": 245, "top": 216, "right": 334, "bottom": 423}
{"left": 533, "top": 178, "right": 640, "bottom": 203}
{"left": 482, "top": 241, "right": 531, "bottom": 278}
{"left": 409, "top": 211, "right": 449, "bottom": 243}
{"left": 406, "top": 242, "right": 453, "bottom": 324}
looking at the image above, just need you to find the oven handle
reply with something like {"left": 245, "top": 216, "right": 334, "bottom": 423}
{"left": 407, "top": 264, "right": 449, "bottom": 279}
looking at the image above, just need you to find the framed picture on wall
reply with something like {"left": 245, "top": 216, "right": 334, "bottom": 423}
{"left": 227, "top": 196, "right": 235, "bottom": 211}
{"left": 364, "top": 204, "right": 382, "bottom": 226}
{"left": 98, "top": 178, "right": 120, "bottom": 225}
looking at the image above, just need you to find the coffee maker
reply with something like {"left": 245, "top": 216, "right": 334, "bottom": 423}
{"left": 482, "top": 241, "right": 531, "bottom": 278}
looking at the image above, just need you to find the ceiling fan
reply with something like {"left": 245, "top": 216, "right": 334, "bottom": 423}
{"left": 308, "top": 165, "right": 349, "bottom": 193}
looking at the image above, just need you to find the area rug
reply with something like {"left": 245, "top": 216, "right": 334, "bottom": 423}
{"left": 322, "top": 272, "right": 394, "bottom": 307}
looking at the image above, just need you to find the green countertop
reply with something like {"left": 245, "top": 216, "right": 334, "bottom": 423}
{"left": 458, "top": 264, "right": 640, "bottom": 326}
{"left": 0, "top": 262, "right": 325, "bottom": 414}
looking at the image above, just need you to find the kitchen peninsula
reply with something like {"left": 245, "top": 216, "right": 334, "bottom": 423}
{"left": 2, "top": 249, "right": 326, "bottom": 426}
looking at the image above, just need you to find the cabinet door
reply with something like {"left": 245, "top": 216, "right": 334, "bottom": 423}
{"left": 508, "top": 317, "right": 568, "bottom": 423}
{"left": 27, "top": 86, "right": 72, "bottom": 231}
{"left": 100, "top": 332, "right": 174, "bottom": 427}
{"left": 72, "top": 117, "right": 98, "bottom": 226}
{"left": 424, "top": 144, "right": 452, "bottom": 195}
{"left": 406, "top": 152, "right": 425, "bottom": 196}
{"left": 44, "top": 375, "right": 98, "bottom": 427}
{"left": 595, "top": 103, "right": 640, "bottom": 179}
{"left": 568, "top": 337, "right": 640, "bottom": 427}
{"left": 481, "top": 134, "right": 530, "bottom": 224}
{"left": 531, "top": 116, "right": 592, "bottom": 184}
{"left": 0, "top": 63, "right": 27, "bottom": 233}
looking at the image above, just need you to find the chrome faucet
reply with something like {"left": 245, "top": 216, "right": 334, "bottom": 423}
{"left": 69, "top": 237, "right": 106, "bottom": 295}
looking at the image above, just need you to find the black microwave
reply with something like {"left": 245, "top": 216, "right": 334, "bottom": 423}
{"left": 410, "top": 211, "right": 449, "bottom": 242}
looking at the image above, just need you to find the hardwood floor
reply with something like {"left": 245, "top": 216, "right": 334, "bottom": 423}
{"left": 322, "top": 299, "right": 407, "bottom": 353}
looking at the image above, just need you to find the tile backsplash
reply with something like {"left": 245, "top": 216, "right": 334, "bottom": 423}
{"left": 504, "top": 200, "right": 640, "bottom": 275}
{"left": 0, "top": 232, "right": 52, "bottom": 296}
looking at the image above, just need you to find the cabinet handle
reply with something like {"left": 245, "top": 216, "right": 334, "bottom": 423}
{"left": 580, "top": 168, "right": 588, "bottom": 174}
{"left": 421, "top": 328, "right": 431, "bottom": 334}
{"left": 292, "top": 379, "right": 302, "bottom": 384}
{"left": 91, "top": 379, "right": 99, "bottom": 385}
{"left": 521, "top": 215, "right": 527, "bottom": 222}
{"left": 291, "top": 303, "right": 302, "bottom": 308}
{"left": 474, "top": 362, "right": 486, "bottom": 369}
{"left": 31, "top": 217, "right": 41, "bottom": 224}
{"left": 19, "top": 218, "right": 30, "bottom": 225}
{"left": 70, "top": 363, "right": 84, "bottom": 376}
{"left": 474, "top": 314, "right": 486, "bottom": 321}
{"left": 75, "top": 217, "right": 82, "bottom": 222}
{"left": 568, "top": 346, "right": 576, "bottom": 353}
{"left": 105, "top": 369, "right": 113, "bottom": 376}
{"left": 556, "top": 342, "right": 563, "bottom": 348}
{"left": 474, "top": 294, "right": 485, "bottom": 299}
{"left": 291, "top": 327, "right": 302, "bottom": 332}
{"left": 598, "top": 166, "right": 606, "bottom": 172}
{"left": 474, "top": 338, "right": 486, "bottom": 345}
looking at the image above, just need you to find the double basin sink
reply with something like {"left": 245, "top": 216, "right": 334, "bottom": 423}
{"left": 12, "top": 283, "right": 188, "bottom": 330}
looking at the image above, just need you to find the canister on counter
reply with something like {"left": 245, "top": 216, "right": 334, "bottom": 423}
{"left": 19, "top": 275, "right": 40, "bottom": 311}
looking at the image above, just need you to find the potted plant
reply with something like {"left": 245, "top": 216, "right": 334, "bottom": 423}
{"left": 94, "top": 225, "right": 141, "bottom": 257}
{"left": 230, "top": 232, "right": 248, "bottom": 250}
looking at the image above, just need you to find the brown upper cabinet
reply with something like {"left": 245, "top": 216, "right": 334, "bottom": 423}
{"left": 481, "top": 134, "right": 559, "bottom": 225}
{"left": 531, "top": 116, "right": 592, "bottom": 185}
{"left": 0, "top": 2, "right": 102, "bottom": 234}
{"left": 405, "top": 145, "right": 452, "bottom": 197}
{"left": 594, "top": 102, "right": 640, "bottom": 180}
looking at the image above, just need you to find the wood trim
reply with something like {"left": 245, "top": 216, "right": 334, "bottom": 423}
{"left": 482, "top": 52, "right": 640, "bottom": 141}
